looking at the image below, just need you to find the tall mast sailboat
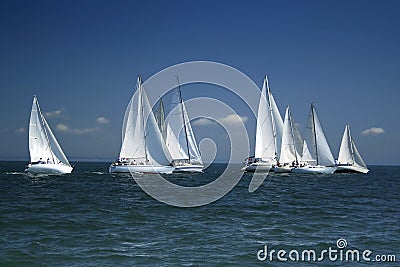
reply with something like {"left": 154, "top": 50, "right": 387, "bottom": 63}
{"left": 243, "top": 75, "right": 283, "bottom": 172}
{"left": 274, "top": 106, "right": 303, "bottom": 173}
{"left": 336, "top": 124, "right": 369, "bottom": 173}
{"left": 25, "top": 96, "right": 73, "bottom": 175}
{"left": 109, "top": 76, "right": 174, "bottom": 174}
{"left": 292, "top": 103, "right": 337, "bottom": 174}
{"left": 165, "top": 78, "right": 203, "bottom": 172}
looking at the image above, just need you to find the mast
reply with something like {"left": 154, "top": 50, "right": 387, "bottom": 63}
{"left": 176, "top": 76, "right": 190, "bottom": 161}
{"left": 288, "top": 107, "right": 299, "bottom": 163}
{"left": 266, "top": 76, "right": 278, "bottom": 162}
{"left": 311, "top": 103, "right": 319, "bottom": 165}
{"left": 347, "top": 124, "right": 355, "bottom": 164}
{"left": 35, "top": 96, "right": 56, "bottom": 164}
{"left": 139, "top": 76, "right": 148, "bottom": 162}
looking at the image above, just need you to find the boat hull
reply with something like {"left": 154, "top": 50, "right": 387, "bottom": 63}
{"left": 292, "top": 166, "right": 336, "bottom": 174}
{"left": 109, "top": 164, "right": 174, "bottom": 174}
{"left": 335, "top": 165, "right": 369, "bottom": 174}
{"left": 25, "top": 163, "right": 73, "bottom": 175}
{"left": 242, "top": 162, "right": 272, "bottom": 172}
{"left": 273, "top": 166, "right": 293, "bottom": 173}
{"left": 173, "top": 164, "right": 203, "bottom": 173}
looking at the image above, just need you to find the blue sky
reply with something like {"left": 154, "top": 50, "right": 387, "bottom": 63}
{"left": 0, "top": 0, "right": 399, "bottom": 164}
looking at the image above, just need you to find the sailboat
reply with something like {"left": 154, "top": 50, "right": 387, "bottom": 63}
{"left": 25, "top": 96, "right": 73, "bottom": 175}
{"left": 274, "top": 106, "right": 303, "bottom": 173}
{"left": 336, "top": 124, "right": 369, "bottom": 173}
{"left": 165, "top": 80, "right": 203, "bottom": 173}
{"left": 292, "top": 103, "right": 337, "bottom": 174}
{"left": 243, "top": 75, "right": 283, "bottom": 172}
{"left": 109, "top": 76, "right": 175, "bottom": 174}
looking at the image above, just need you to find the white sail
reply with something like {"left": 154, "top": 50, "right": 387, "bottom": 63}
{"left": 29, "top": 97, "right": 53, "bottom": 163}
{"left": 166, "top": 123, "right": 189, "bottom": 160}
{"left": 28, "top": 96, "right": 71, "bottom": 167}
{"left": 155, "top": 99, "right": 167, "bottom": 140}
{"left": 338, "top": 125, "right": 367, "bottom": 168}
{"left": 254, "top": 77, "right": 276, "bottom": 161}
{"left": 42, "top": 116, "right": 70, "bottom": 165}
{"left": 142, "top": 86, "right": 172, "bottom": 165}
{"left": 181, "top": 101, "right": 203, "bottom": 164}
{"left": 267, "top": 76, "right": 284, "bottom": 157}
{"left": 338, "top": 125, "right": 353, "bottom": 164}
{"left": 119, "top": 77, "right": 171, "bottom": 166}
{"left": 166, "top": 87, "right": 202, "bottom": 165}
{"left": 300, "top": 140, "right": 316, "bottom": 164}
{"left": 307, "top": 104, "right": 335, "bottom": 166}
{"left": 279, "top": 107, "right": 302, "bottom": 164}
{"left": 120, "top": 77, "right": 146, "bottom": 160}
{"left": 166, "top": 90, "right": 188, "bottom": 160}
{"left": 352, "top": 141, "right": 367, "bottom": 168}
{"left": 291, "top": 113, "right": 304, "bottom": 159}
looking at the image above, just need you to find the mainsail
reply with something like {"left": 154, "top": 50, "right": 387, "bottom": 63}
{"left": 166, "top": 85, "right": 202, "bottom": 165}
{"left": 29, "top": 96, "right": 70, "bottom": 166}
{"left": 254, "top": 76, "right": 283, "bottom": 162}
{"left": 279, "top": 106, "right": 303, "bottom": 164}
{"left": 306, "top": 104, "right": 335, "bottom": 166}
{"left": 120, "top": 78, "right": 146, "bottom": 160}
{"left": 338, "top": 124, "right": 367, "bottom": 168}
{"left": 267, "top": 77, "right": 284, "bottom": 155}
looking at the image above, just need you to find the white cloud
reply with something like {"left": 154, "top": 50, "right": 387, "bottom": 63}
{"left": 45, "top": 110, "right": 62, "bottom": 118}
{"left": 15, "top": 127, "right": 26, "bottom": 134}
{"left": 192, "top": 118, "right": 214, "bottom": 126}
{"left": 56, "top": 124, "right": 69, "bottom": 131}
{"left": 96, "top": 117, "right": 110, "bottom": 125}
{"left": 71, "top": 127, "right": 98, "bottom": 135}
{"left": 192, "top": 115, "right": 248, "bottom": 127}
{"left": 361, "top": 127, "right": 385, "bottom": 136}
{"left": 56, "top": 123, "right": 98, "bottom": 135}
{"left": 219, "top": 114, "right": 248, "bottom": 126}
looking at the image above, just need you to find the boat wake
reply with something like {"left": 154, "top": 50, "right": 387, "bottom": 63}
{"left": 5, "top": 172, "right": 25, "bottom": 175}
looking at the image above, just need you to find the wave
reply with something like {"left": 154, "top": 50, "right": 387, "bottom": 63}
{"left": 5, "top": 172, "right": 24, "bottom": 175}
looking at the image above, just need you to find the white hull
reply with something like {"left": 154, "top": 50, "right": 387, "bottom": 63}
{"left": 109, "top": 164, "right": 174, "bottom": 174}
{"left": 242, "top": 162, "right": 272, "bottom": 172}
{"left": 336, "top": 165, "right": 369, "bottom": 174}
{"left": 273, "top": 165, "right": 293, "bottom": 173}
{"left": 26, "top": 163, "right": 73, "bottom": 175}
{"left": 292, "top": 165, "right": 336, "bottom": 174}
{"left": 174, "top": 164, "right": 203, "bottom": 173}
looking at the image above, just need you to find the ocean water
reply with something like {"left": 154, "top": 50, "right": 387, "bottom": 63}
{"left": 0, "top": 161, "right": 399, "bottom": 266}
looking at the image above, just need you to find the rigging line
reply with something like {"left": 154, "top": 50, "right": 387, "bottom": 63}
{"left": 311, "top": 103, "right": 319, "bottom": 165}
{"left": 347, "top": 124, "right": 355, "bottom": 164}
{"left": 288, "top": 107, "right": 299, "bottom": 163}
{"left": 265, "top": 76, "right": 278, "bottom": 161}
{"left": 139, "top": 76, "right": 148, "bottom": 163}
{"left": 176, "top": 76, "right": 190, "bottom": 161}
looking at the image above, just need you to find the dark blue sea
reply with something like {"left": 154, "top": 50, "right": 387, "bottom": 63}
{"left": 0, "top": 162, "right": 399, "bottom": 266}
